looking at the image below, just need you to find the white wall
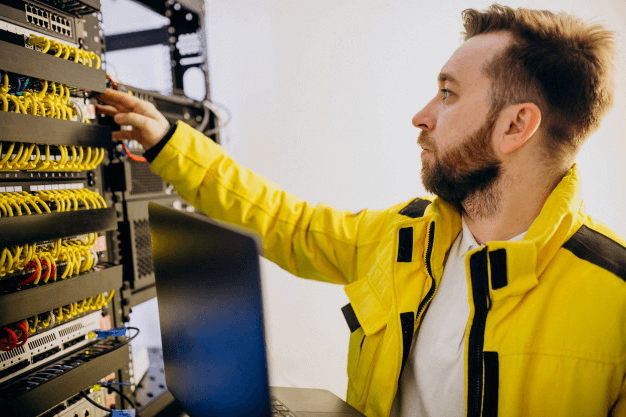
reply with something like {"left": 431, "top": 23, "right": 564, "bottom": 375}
{"left": 205, "top": 0, "right": 626, "bottom": 398}
{"left": 109, "top": 0, "right": 626, "bottom": 400}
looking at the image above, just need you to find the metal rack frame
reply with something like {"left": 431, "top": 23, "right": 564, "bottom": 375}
{"left": 104, "top": 0, "right": 209, "bottom": 98}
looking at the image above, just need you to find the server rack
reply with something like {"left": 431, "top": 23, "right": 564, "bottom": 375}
{"left": 0, "top": 0, "right": 215, "bottom": 414}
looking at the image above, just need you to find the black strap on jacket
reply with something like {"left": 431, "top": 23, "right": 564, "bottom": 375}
{"left": 342, "top": 303, "right": 361, "bottom": 333}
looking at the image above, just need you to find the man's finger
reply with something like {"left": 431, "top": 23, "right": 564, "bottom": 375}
{"left": 114, "top": 112, "right": 152, "bottom": 131}
{"left": 95, "top": 89, "right": 129, "bottom": 106}
{"left": 96, "top": 89, "right": 141, "bottom": 111}
{"left": 95, "top": 104, "right": 120, "bottom": 116}
{"left": 129, "top": 99, "right": 164, "bottom": 121}
{"left": 112, "top": 130, "right": 131, "bottom": 142}
{"left": 112, "top": 129, "right": 143, "bottom": 142}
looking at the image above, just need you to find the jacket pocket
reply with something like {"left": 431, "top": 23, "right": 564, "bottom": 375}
{"left": 344, "top": 276, "right": 389, "bottom": 336}
{"left": 347, "top": 326, "right": 385, "bottom": 404}
{"left": 347, "top": 327, "right": 366, "bottom": 378}
{"left": 344, "top": 275, "right": 390, "bottom": 404}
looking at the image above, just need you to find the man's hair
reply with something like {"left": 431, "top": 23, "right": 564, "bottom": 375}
{"left": 462, "top": 4, "right": 616, "bottom": 163}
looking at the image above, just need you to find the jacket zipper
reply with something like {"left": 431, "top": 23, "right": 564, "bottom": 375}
{"left": 397, "top": 222, "right": 436, "bottom": 384}
{"left": 416, "top": 222, "right": 436, "bottom": 322}
{"left": 467, "top": 248, "right": 492, "bottom": 417}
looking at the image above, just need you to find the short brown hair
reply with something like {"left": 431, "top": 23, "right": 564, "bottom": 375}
{"left": 462, "top": 4, "right": 616, "bottom": 162}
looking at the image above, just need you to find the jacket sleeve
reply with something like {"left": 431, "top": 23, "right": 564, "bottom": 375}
{"left": 149, "top": 121, "right": 387, "bottom": 286}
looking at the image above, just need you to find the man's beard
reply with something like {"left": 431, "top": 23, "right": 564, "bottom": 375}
{"left": 419, "top": 110, "right": 502, "bottom": 218}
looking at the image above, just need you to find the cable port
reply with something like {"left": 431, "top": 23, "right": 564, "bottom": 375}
{"left": 67, "top": 393, "right": 82, "bottom": 406}
{"left": 63, "top": 335, "right": 87, "bottom": 350}
{"left": 31, "top": 346, "right": 61, "bottom": 364}
{"left": 0, "top": 359, "right": 29, "bottom": 379}
{"left": 24, "top": 2, "right": 72, "bottom": 38}
{"left": 39, "top": 403, "right": 67, "bottom": 417}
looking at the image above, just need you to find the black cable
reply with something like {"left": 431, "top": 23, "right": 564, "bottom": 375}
{"left": 105, "top": 385, "right": 137, "bottom": 410}
{"left": 118, "top": 326, "right": 140, "bottom": 346}
{"left": 75, "top": 327, "right": 140, "bottom": 416}
{"left": 79, "top": 386, "right": 139, "bottom": 416}
{"left": 79, "top": 390, "right": 111, "bottom": 413}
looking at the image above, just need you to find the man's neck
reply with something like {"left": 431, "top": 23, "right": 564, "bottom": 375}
{"left": 461, "top": 167, "right": 566, "bottom": 245}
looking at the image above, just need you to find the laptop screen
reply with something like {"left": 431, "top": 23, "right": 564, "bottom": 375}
{"left": 148, "top": 203, "right": 271, "bottom": 417}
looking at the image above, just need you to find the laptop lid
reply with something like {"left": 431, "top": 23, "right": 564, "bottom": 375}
{"left": 148, "top": 203, "right": 270, "bottom": 417}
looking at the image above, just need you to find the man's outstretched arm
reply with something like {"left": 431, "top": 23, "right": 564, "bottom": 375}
{"left": 96, "top": 89, "right": 387, "bottom": 286}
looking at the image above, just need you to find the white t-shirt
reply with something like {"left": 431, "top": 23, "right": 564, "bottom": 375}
{"left": 390, "top": 219, "right": 524, "bottom": 417}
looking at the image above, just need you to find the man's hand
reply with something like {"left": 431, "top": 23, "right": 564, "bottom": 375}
{"left": 96, "top": 88, "right": 170, "bottom": 150}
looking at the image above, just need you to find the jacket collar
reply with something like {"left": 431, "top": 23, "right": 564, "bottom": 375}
{"left": 524, "top": 164, "right": 584, "bottom": 275}
{"left": 426, "top": 164, "right": 585, "bottom": 299}
{"left": 346, "top": 164, "right": 585, "bottom": 327}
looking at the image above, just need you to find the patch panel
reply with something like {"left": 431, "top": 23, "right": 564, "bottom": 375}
{"left": 0, "top": 310, "right": 101, "bottom": 384}
{"left": 0, "top": 21, "right": 77, "bottom": 50}
{"left": 48, "top": 13, "right": 71, "bottom": 38}
{"left": 0, "top": 176, "right": 93, "bottom": 194}
{"left": 0, "top": 1, "right": 79, "bottom": 44}
{"left": 25, "top": 3, "right": 49, "bottom": 30}
{"left": 25, "top": 2, "right": 72, "bottom": 39}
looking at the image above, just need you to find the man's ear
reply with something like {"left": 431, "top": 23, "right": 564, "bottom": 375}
{"left": 499, "top": 103, "right": 542, "bottom": 154}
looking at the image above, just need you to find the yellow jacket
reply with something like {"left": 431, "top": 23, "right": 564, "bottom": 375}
{"left": 150, "top": 122, "right": 626, "bottom": 416}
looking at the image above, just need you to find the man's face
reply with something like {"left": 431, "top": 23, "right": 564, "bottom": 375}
{"left": 419, "top": 110, "right": 500, "bottom": 208}
{"left": 413, "top": 32, "right": 512, "bottom": 208}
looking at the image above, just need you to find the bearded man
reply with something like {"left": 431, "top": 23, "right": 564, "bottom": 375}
{"left": 97, "top": 4, "right": 625, "bottom": 416}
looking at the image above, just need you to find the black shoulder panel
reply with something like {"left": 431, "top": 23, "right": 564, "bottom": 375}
{"left": 399, "top": 198, "right": 431, "bottom": 218}
{"left": 562, "top": 225, "right": 626, "bottom": 282}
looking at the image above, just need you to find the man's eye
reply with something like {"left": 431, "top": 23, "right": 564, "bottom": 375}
{"left": 441, "top": 89, "right": 452, "bottom": 100}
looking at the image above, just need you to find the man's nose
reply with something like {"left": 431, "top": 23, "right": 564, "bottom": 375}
{"left": 412, "top": 100, "right": 435, "bottom": 131}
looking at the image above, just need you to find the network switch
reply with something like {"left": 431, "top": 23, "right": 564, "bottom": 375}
{"left": 0, "top": 0, "right": 77, "bottom": 43}
{"left": 0, "top": 310, "right": 102, "bottom": 384}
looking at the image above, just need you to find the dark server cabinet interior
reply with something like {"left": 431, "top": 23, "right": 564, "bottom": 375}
{"left": 0, "top": 0, "right": 216, "bottom": 415}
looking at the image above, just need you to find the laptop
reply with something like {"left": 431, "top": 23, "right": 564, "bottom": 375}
{"left": 148, "top": 203, "right": 364, "bottom": 417}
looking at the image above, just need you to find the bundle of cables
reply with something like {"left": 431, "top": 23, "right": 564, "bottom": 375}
{"left": 0, "top": 236, "right": 94, "bottom": 287}
{"left": 1, "top": 73, "right": 79, "bottom": 120}
{"left": 0, "top": 142, "right": 106, "bottom": 172}
{"left": 0, "top": 189, "right": 105, "bottom": 287}
{"left": 51, "top": 290, "right": 115, "bottom": 325}
{"left": 34, "top": 188, "right": 107, "bottom": 212}
{"left": 0, "top": 288, "right": 116, "bottom": 352}
{"left": 0, "top": 70, "right": 107, "bottom": 172}
{"left": 0, "top": 190, "right": 50, "bottom": 216}
{"left": 28, "top": 35, "right": 101, "bottom": 69}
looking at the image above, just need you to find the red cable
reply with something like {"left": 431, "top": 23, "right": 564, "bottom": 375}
{"left": 39, "top": 259, "right": 50, "bottom": 282}
{"left": 106, "top": 74, "right": 118, "bottom": 90}
{"left": 17, "top": 260, "right": 41, "bottom": 286}
{"left": 16, "top": 321, "right": 28, "bottom": 346}
{"left": 122, "top": 141, "right": 147, "bottom": 162}
{"left": 0, "top": 327, "right": 18, "bottom": 351}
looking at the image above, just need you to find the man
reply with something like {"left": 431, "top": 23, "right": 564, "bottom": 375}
{"left": 97, "top": 4, "right": 625, "bottom": 416}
